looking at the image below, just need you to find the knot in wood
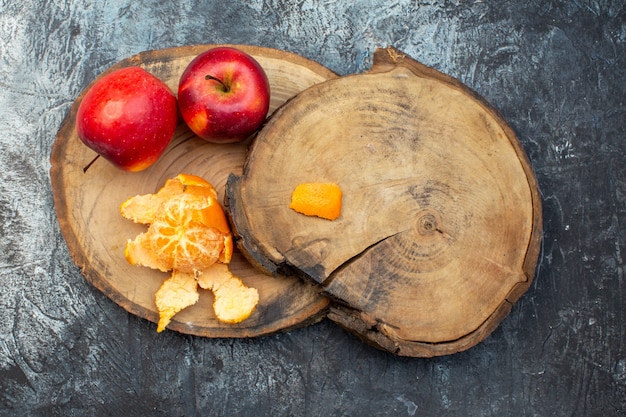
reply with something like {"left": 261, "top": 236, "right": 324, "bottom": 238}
{"left": 414, "top": 209, "right": 444, "bottom": 237}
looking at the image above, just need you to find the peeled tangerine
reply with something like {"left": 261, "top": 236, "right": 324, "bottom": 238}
{"left": 120, "top": 174, "right": 259, "bottom": 332}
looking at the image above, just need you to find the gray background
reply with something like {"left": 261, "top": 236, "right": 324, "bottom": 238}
{"left": 1, "top": 0, "right": 625, "bottom": 416}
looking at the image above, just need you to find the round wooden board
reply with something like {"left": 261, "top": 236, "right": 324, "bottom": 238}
{"left": 50, "top": 44, "right": 335, "bottom": 337}
{"left": 226, "top": 47, "right": 543, "bottom": 356}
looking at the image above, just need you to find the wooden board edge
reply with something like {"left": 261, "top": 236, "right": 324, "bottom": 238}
{"left": 328, "top": 299, "right": 513, "bottom": 358}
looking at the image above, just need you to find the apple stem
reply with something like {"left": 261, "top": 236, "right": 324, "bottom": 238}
{"left": 205, "top": 74, "right": 230, "bottom": 92}
{"left": 83, "top": 154, "right": 100, "bottom": 173}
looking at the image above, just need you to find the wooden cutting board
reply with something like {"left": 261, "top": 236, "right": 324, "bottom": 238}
{"left": 226, "top": 47, "right": 543, "bottom": 356}
{"left": 50, "top": 44, "right": 335, "bottom": 337}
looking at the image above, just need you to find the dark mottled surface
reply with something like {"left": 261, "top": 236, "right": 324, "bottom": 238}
{"left": 1, "top": 1, "right": 625, "bottom": 416}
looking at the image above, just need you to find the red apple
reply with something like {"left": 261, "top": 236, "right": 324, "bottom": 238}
{"left": 177, "top": 47, "right": 270, "bottom": 143}
{"left": 76, "top": 66, "right": 178, "bottom": 172}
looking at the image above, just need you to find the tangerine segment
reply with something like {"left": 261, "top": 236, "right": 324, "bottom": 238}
{"left": 155, "top": 270, "right": 200, "bottom": 332}
{"left": 290, "top": 182, "right": 343, "bottom": 220}
{"left": 197, "top": 263, "right": 260, "bottom": 324}
{"left": 147, "top": 194, "right": 227, "bottom": 272}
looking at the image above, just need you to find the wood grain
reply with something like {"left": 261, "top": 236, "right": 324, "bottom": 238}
{"left": 227, "top": 47, "right": 543, "bottom": 356}
{"left": 50, "top": 44, "right": 336, "bottom": 337}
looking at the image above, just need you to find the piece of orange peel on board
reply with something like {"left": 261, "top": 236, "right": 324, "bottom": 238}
{"left": 120, "top": 174, "right": 259, "bottom": 332}
{"left": 290, "top": 182, "right": 342, "bottom": 220}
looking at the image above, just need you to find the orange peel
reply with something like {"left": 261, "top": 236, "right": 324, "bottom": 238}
{"left": 196, "top": 263, "right": 259, "bottom": 324}
{"left": 290, "top": 182, "right": 342, "bottom": 220}
{"left": 155, "top": 270, "right": 200, "bottom": 332}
